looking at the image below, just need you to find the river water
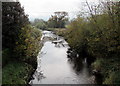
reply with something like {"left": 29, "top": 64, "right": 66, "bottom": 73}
{"left": 29, "top": 31, "right": 94, "bottom": 84}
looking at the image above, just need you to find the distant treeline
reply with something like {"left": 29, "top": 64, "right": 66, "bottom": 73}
{"left": 31, "top": 11, "right": 69, "bottom": 30}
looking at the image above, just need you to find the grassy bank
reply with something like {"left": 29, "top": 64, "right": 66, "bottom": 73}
{"left": 92, "top": 58, "right": 120, "bottom": 84}
{"left": 2, "top": 61, "right": 33, "bottom": 84}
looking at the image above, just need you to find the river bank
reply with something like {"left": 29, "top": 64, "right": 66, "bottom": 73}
{"left": 2, "top": 61, "right": 33, "bottom": 84}
{"left": 2, "top": 2, "right": 43, "bottom": 84}
{"left": 2, "top": 26, "right": 42, "bottom": 84}
{"left": 49, "top": 28, "right": 120, "bottom": 84}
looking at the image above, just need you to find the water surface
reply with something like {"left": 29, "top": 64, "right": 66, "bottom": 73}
{"left": 30, "top": 31, "right": 94, "bottom": 84}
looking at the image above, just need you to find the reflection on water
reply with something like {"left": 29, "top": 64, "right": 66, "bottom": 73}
{"left": 29, "top": 31, "right": 94, "bottom": 84}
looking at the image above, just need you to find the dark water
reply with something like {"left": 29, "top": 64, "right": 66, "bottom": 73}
{"left": 29, "top": 31, "right": 94, "bottom": 84}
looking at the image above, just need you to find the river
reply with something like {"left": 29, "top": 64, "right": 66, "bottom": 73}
{"left": 29, "top": 30, "right": 94, "bottom": 84}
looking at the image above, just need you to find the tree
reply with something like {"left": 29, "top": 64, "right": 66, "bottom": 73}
{"left": 48, "top": 11, "right": 68, "bottom": 28}
{"left": 31, "top": 19, "right": 47, "bottom": 30}
{"left": 2, "top": 2, "right": 29, "bottom": 50}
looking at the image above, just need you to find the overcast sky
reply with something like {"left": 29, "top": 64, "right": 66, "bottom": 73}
{"left": 19, "top": 0, "right": 99, "bottom": 21}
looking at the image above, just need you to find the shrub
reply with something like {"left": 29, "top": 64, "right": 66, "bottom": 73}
{"left": 14, "top": 25, "right": 42, "bottom": 66}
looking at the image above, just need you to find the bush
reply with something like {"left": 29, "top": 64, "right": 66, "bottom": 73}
{"left": 2, "top": 62, "right": 33, "bottom": 84}
{"left": 2, "top": 49, "right": 11, "bottom": 67}
{"left": 92, "top": 58, "right": 104, "bottom": 71}
{"left": 92, "top": 57, "right": 120, "bottom": 84}
{"left": 14, "top": 25, "right": 42, "bottom": 66}
{"left": 64, "top": 1, "right": 120, "bottom": 84}
{"left": 65, "top": 17, "right": 89, "bottom": 56}
{"left": 104, "top": 71, "right": 120, "bottom": 84}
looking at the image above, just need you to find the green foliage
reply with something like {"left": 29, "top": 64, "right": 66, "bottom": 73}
{"left": 65, "top": 17, "right": 90, "bottom": 56}
{"left": 2, "top": 2, "right": 42, "bottom": 84}
{"left": 2, "top": 2, "right": 42, "bottom": 66}
{"left": 92, "top": 58, "right": 104, "bottom": 71}
{"left": 2, "top": 2, "right": 29, "bottom": 50}
{"left": 104, "top": 71, "right": 120, "bottom": 84}
{"left": 64, "top": 1, "right": 120, "bottom": 84}
{"left": 87, "top": 13, "right": 120, "bottom": 58}
{"left": 32, "top": 19, "right": 47, "bottom": 30}
{"left": 2, "top": 49, "right": 11, "bottom": 67}
{"left": 65, "top": 1, "right": 120, "bottom": 58}
{"left": 92, "top": 58, "right": 120, "bottom": 84}
{"left": 2, "top": 61, "right": 33, "bottom": 84}
{"left": 2, "top": 25, "right": 42, "bottom": 84}
{"left": 47, "top": 28, "right": 67, "bottom": 36}
{"left": 14, "top": 25, "right": 42, "bottom": 65}
{"left": 47, "top": 11, "right": 68, "bottom": 28}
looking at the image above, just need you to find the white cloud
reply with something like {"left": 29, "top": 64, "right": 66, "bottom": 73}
{"left": 19, "top": 0, "right": 99, "bottom": 21}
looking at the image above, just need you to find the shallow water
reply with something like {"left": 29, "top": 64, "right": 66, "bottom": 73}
{"left": 30, "top": 31, "right": 94, "bottom": 84}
